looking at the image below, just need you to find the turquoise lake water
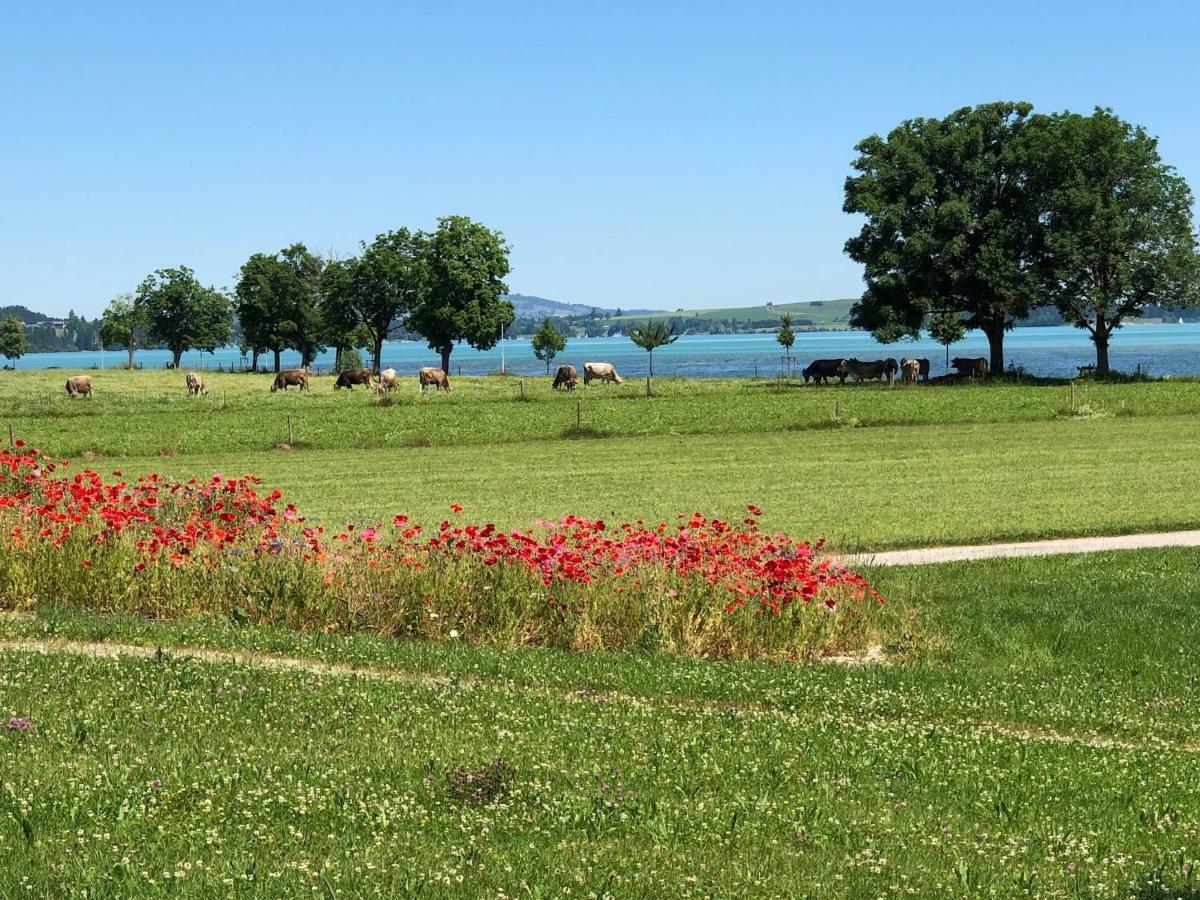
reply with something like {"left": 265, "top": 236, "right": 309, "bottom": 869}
{"left": 10, "top": 324, "right": 1200, "bottom": 379}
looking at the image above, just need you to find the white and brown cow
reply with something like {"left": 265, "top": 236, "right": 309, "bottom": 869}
{"left": 66, "top": 375, "right": 94, "bottom": 398}
{"left": 186, "top": 372, "right": 208, "bottom": 395}
{"left": 418, "top": 367, "right": 451, "bottom": 392}
{"left": 583, "top": 362, "right": 622, "bottom": 385}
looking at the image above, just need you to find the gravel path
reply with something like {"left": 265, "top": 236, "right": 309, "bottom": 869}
{"left": 844, "top": 529, "right": 1200, "bottom": 567}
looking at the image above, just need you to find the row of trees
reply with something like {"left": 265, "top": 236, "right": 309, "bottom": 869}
{"left": 845, "top": 103, "right": 1200, "bottom": 374}
{"left": 99, "top": 216, "right": 513, "bottom": 373}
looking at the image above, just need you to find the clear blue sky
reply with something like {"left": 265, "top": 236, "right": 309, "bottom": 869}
{"left": 4, "top": 0, "right": 1198, "bottom": 317}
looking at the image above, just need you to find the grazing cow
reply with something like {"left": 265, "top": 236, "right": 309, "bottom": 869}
{"left": 916, "top": 358, "right": 931, "bottom": 381}
{"left": 951, "top": 357, "right": 988, "bottom": 379}
{"left": 552, "top": 364, "right": 578, "bottom": 392}
{"left": 375, "top": 368, "right": 398, "bottom": 393}
{"left": 838, "top": 358, "right": 895, "bottom": 385}
{"left": 65, "top": 375, "right": 93, "bottom": 398}
{"left": 900, "top": 358, "right": 921, "bottom": 385}
{"left": 185, "top": 372, "right": 208, "bottom": 396}
{"left": 419, "top": 367, "right": 451, "bottom": 392}
{"left": 801, "top": 359, "right": 848, "bottom": 385}
{"left": 583, "top": 362, "right": 622, "bottom": 385}
{"left": 333, "top": 368, "right": 372, "bottom": 390}
{"left": 270, "top": 369, "right": 309, "bottom": 392}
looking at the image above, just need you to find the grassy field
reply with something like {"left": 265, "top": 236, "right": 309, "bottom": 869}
{"left": 97, "top": 416, "right": 1200, "bottom": 551}
{"left": 3, "top": 368, "right": 1199, "bottom": 550}
{"left": 4, "top": 549, "right": 1200, "bottom": 896}
{"left": 3, "top": 369, "right": 1199, "bottom": 457}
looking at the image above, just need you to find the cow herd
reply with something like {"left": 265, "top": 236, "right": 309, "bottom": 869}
{"left": 61, "top": 355, "right": 991, "bottom": 399}
{"left": 801, "top": 356, "right": 987, "bottom": 386}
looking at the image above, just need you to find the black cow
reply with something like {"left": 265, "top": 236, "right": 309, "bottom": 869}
{"left": 801, "top": 359, "right": 847, "bottom": 385}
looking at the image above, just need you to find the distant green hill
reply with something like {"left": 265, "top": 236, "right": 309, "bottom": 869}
{"left": 612, "top": 299, "right": 857, "bottom": 330}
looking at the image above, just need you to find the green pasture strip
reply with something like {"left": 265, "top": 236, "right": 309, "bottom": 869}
{"left": 95, "top": 416, "right": 1200, "bottom": 551}
{"left": 2, "top": 369, "right": 1198, "bottom": 457}
{"left": 4, "top": 549, "right": 1200, "bottom": 896}
{"left": 5, "top": 547, "right": 1200, "bottom": 740}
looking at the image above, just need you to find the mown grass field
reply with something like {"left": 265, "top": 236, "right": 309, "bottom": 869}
{"left": 4, "top": 549, "right": 1200, "bottom": 896}
{"left": 3, "top": 369, "right": 1199, "bottom": 456}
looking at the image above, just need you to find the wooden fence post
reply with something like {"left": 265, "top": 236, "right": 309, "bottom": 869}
{"left": 287, "top": 415, "right": 293, "bottom": 444}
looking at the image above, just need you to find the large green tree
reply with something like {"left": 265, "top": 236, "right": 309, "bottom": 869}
{"left": 235, "top": 243, "right": 326, "bottom": 372}
{"left": 0, "top": 315, "right": 29, "bottom": 365}
{"left": 344, "top": 228, "right": 426, "bottom": 372}
{"left": 99, "top": 294, "right": 148, "bottom": 369}
{"left": 844, "top": 101, "right": 1045, "bottom": 374}
{"left": 136, "top": 266, "right": 232, "bottom": 369}
{"left": 407, "top": 216, "right": 512, "bottom": 373}
{"left": 530, "top": 317, "right": 566, "bottom": 373}
{"left": 1036, "top": 108, "right": 1200, "bottom": 373}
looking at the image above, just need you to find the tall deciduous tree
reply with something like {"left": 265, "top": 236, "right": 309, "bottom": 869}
{"left": 319, "top": 258, "right": 365, "bottom": 372}
{"left": 844, "top": 102, "right": 1044, "bottom": 374}
{"left": 1036, "top": 109, "right": 1200, "bottom": 373}
{"left": 136, "top": 266, "right": 232, "bottom": 369}
{"left": 349, "top": 228, "right": 426, "bottom": 372}
{"left": 235, "top": 243, "right": 326, "bottom": 372}
{"left": 408, "top": 216, "right": 512, "bottom": 373}
{"left": 99, "top": 294, "right": 147, "bottom": 369}
{"left": 628, "top": 320, "right": 678, "bottom": 376}
{"left": 0, "top": 315, "right": 28, "bottom": 365}
{"left": 530, "top": 317, "right": 566, "bottom": 373}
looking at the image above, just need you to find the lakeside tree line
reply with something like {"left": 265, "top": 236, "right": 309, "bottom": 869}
{"left": 846, "top": 103, "right": 1200, "bottom": 374}
{"left": 97, "top": 215, "right": 512, "bottom": 373}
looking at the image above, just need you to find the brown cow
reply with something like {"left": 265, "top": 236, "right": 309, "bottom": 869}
{"left": 552, "top": 364, "right": 578, "bottom": 392}
{"left": 270, "top": 369, "right": 309, "bottom": 392}
{"left": 419, "top": 367, "right": 451, "bottom": 392}
{"left": 951, "top": 357, "right": 988, "bottom": 379}
{"left": 374, "top": 368, "right": 398, "bottom": 393}
{"left": 66, "top": 375, "right": 93, "bottom": 398}
{"left": 333, "top": 368, "right": 372, "bottom": 390}
{"left": 186, "top": 372, "right": 208, "bottom": 395}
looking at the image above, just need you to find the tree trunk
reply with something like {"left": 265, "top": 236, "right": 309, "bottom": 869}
{"left": 127, "top": 347, "right": 135, "bottom": 370}
{"left": 372, "top": 335, "right": 384, "bottom": 375}
{"left": 1093, "top": 313, "right": 1111, "bottom": 375}
{"left": 172, "top": 347, "right": 183, "bottom": 369}
{"left": 440, "top": 347, "right": 451, "bottom": 374}
{"left": 982, "top": 323, "right": 1005, "bottom": 376}
{"left": 251, "top": 351, "right": 260, "bottom": 373}
{"left": 334, "top": 345, "right": 343, "bottom": 373}
{"left": 273, "top": 349, "right": 281, "bottom": 373}
{"left": 648, "top": 350, "right": 654, "bottom": 377}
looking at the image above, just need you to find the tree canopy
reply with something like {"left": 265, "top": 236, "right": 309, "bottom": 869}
{"left": 1035, "top": 108, "right": 1200, "bottom": 372}
{"left": 844, "top": 101, "right": 1045, "bottom": 374}
{"left": 347, "top": 228, "right": 426, "bottom": 372}
{"left": 0, "top": 315, "right": 28, "bottom": 364}
{"left": 628, "top": 320, "right": 679, "bottom": 376}
{"left": 235, "top": 243, "right": 326, "bottom": 371}
{"left": 99, "top": 294, "right": 148, "bottom": 369}
{"left": 407, "top": 216, "right": 512, "bottom": 373}
{"left": 776, "top": 312, "right": 795, "bottom": 359}
{"left": 530, "top": 317, "right": 566, "bottom": 373}
{"left": 136, "top": 266, "right": 232, "bottom": 369}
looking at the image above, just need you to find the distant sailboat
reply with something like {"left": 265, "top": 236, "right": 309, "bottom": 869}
{"left": 1180, "top": 317, "right": 1185, "bottom": 324}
